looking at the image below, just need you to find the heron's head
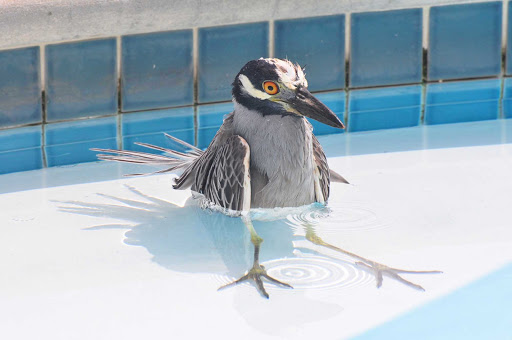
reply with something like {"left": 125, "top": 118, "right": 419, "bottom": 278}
{"left": 232, "top": 58, "right": 344, "bottom": 129}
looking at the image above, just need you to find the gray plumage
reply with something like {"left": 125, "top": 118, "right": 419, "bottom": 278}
{"left": 94, "top": 58, "right": 348, "bottom": 212}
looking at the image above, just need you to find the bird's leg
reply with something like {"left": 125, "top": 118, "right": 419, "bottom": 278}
{"left": 304, "top": 224, "right": 442, "bottom": 291}
{"left": 218, "top": 215, "right": 292, "bottom": 299}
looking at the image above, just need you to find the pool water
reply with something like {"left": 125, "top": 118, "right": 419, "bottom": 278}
{"left": 0, "top": 119, "right": 511, "bottom": 339}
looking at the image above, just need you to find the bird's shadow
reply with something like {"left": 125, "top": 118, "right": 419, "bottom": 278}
{"left": 57, "top": 184, "right": 354, "bottom": 333}
{"left": 57, "top": 184, "right": 358, "bottom": 282}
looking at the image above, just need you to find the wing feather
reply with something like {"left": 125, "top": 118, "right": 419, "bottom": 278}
{"left": 192, "top": 135, "right": 251, "bottom": 212}
{"left": 312, "top": 134, "right": 331, "bottom": 202}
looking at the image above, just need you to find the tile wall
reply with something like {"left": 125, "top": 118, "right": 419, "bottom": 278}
{"left": 0, "top": 1, "right": 510, "bottom": 174}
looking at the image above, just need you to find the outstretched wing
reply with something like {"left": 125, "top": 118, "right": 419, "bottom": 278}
{"left": 180, "top": 135, "right": 251, "bottom": 212}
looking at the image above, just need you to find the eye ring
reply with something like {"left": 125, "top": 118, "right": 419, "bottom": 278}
{"left": 263, "top": 81, "right": 279, "bottom": 95}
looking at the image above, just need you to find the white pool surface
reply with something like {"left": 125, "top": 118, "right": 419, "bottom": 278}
{"left": 0, "top": 120, "right": 511, "bottom": 339}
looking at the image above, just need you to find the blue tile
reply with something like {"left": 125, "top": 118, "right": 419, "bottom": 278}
{"left": 198, "top": 102, "right": 234, "bottom": 128}
{"left": 0, "top": 47, "right": 41, "bottom": 128}
{"left": 426, "top": 101, "right": 499, "bottom": 126}
{"left": 121, "top": 30, "right": 193, "bottom": 111}
{"left": 197, "top": 102, "right": 234, "bottom": 149}
{"left": 309, "top": 91, "right": 345, "bottom": 136}
{"left": 428, "top": 2, "right": 502, "bottom": 80}
{"left": 46, "top": 139, "right": 118, "bottom": 167}
{"left": 502, "top": 78, "right": 512, "bottom": 119}
{"left": 0, "top": 125, "right": 43, "bottom": 174}
{"left": 45, "top": 117, "right": 117, "bottom": 166}
{"left": 198, "top": 127, "right": 219, "bottom": 149}
{"left": 274, "top": 15, "right": 345, "bottom": 91}
{"left": 350, "top": 9, "right": 422, "bottom": 88}
{"left": 45, "top": 39, "right": 117, "bottom": 121}
{"left": 425, "top": 79, "right": 500, "bottom": 125}
{"left": 46, "top": 116, "right": 117, "bottom": 145}
{"left": 122, "top": 107, "right": 195, "bottom": 153}
{"left": 0, "top": 148, "right": 43, "bottom": 175}
{"left": 122, "top": 107, "right": 194, "bottom": 135}
{"left": 348, "top": 85, "right": 422, "bottom": 132}
{"left": 315, "top": 91, "right": 346, "bottom": 113}
{"left": 124, "top": 129, "right": 195, "bottom": 154}
{"left": 198, "top": 22, "right": 268, "bottom": 103}
{"left": 0, "top": 125, "right": 42, "bottom": 153}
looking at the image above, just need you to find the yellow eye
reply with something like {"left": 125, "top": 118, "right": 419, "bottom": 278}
{"left": 263, "top": 81, "right": 279, "bottom": 95}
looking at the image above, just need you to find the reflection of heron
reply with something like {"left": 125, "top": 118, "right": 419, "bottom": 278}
{"left": 93, "top": 59, "right": 440, "bottom": 298}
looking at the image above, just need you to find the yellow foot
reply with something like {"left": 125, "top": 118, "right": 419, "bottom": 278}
{"left": 355, "top": 261, "right": 442, "bottom": 291}
{"left": 218, "top": 263, "right": 293, "bottom": 299}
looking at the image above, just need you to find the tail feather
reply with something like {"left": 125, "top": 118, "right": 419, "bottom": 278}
{"left": 91, "top": 134, "right": 202, "bottom": 177}
{"left": 163, "top": 133, "right": 202, "bottom": 155}
{"left": 134, "top": 142, "right": 196, "bottom": 160}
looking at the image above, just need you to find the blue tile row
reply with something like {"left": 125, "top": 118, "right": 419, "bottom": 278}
{"left": 348, "top": 85, "right": 422, "bottom": 132}
{"left": 501, "top": 78, "right": 512, "bottom": 118}
{"left": 45, "top": 117, "right": 118, "bottom": 167}
{"left": 425, "top": 79, "right": 501, "bottom": 125}
{"left": 122, "top": 107, "right": 195, "bottom": 153}
{"left": 1, "top": 1, "right": 510, "bottom": 130}
{"left": 1, "top": 76, "right": 511, "bottom": 175}
{"left": 0, "top": 126, "right": 42, "bottom": 175}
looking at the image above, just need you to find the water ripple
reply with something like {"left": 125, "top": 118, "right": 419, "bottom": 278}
{"left": 214, "top": 255, "right": 374, "bottom": 293}
{"left": 263, "top": 256, "right": 374, "bottom": 291}
{"left": 286, "top": 202, "right": 389, "bottom": 233}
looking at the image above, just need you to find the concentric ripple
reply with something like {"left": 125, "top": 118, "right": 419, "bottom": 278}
{"left": 286, "top": 202, "right": 389, "bottom": 233}
{"left": 214, "top": 256, "right": 374, "bottom": 293}
{"left": 263, "top": 256, "right": 374, "bottom": 291}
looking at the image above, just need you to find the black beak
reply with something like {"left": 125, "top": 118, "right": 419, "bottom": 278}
{"left": 289, "top": 87, "right": 345, "bottom": 129}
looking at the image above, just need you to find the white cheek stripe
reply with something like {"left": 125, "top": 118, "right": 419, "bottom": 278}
{"left": 239, "top": 74, "right": 271, "bottom": 100}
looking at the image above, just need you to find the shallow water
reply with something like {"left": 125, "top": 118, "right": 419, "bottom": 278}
{"left": 0, "top": 119, "right": 511, "bottom": 339}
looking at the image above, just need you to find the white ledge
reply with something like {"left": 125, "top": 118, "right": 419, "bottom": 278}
{"left": 0, "top": 0, "right": 498, "bottom": 50}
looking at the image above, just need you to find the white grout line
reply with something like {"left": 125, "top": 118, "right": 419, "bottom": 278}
{"left": 422, "top": 5, "right": 430, "bottom": 80}
{"left": 268, "top": 20, "right": 275, "bottom": 58}
{"left": 499, "top": 1, "right": 508, "bottom": 119}
{"left": 39, "top": 44, "right": 48, "bottom": 167}
{"left": 502, "top": 0, "right": 508, "bottom": 75}
{"left": 192, "top": 27, "right": 199, "bottom": 146}
{"left": 421, "top": 79, "right": 428, "bottom": 125}
{"left": 193, "top": 27, "right": 199, "bottom": 104}
{"left": 116, "top": 36, "right": 122, "bottom": 88}
{"left": 39, "top": 44, "right": 46, "bottom": 97}
{"left": 117, "top": 113, "right": 123, "bottom": 150}
{"left": 422, "top": 6, "right": 430, "bottom": 52}
{"left": 499, "top": 77, "right": 505, "bottom": 119}
{"left": 344, "top": 12, "right": 351, "bottom": 89}
{"left": 41, "top": 123, "right": 48, "bottom": 168}
{"left": 344, "top": 13, "right": 351, "bottom": 129}
{"left": 421, "top": 7, "right": 430, "bottom": 124}
{"left": 116, "top": 36, "right": 123, "bottom": 149}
